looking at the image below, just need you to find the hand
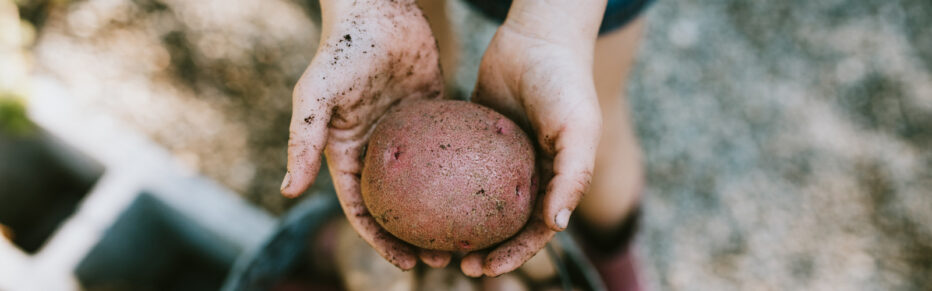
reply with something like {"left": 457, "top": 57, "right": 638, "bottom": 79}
{"left": 280, "top": 0, "right": 450, "bottom": 270}
{"left": 460, "top": 0, "right": 606, "bottom": 277}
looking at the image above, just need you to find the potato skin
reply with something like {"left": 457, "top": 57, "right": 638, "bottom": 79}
{"left": 361, "top": 100, "right": 536, "bottom": 252}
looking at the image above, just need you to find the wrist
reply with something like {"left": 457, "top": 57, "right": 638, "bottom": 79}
{"left": 502, "top": 0, "right": 607, "bottom": 47}
{"left": 318, "top": 0, "right": 418, "bottom": 37}
{"left": 320, "top": 0, "right": 417, "bottom": 18}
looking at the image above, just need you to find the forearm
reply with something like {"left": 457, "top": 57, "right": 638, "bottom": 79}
{"left": 503, "top": 0, "right": 607, "bottom": 49}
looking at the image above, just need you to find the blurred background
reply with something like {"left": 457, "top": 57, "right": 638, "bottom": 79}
{"left": 0, "top": 0, "right": 930, "bottom": 290}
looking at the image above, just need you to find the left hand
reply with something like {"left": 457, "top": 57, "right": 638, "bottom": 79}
{"left": 460, "top": 7, "right": 604, "bottom": 277}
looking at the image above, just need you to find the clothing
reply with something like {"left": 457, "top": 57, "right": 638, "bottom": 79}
{"left": 463, "top": 0, "right": 654, "bottom": 34}
{"left": 575, "top": 206, "right": 642, "bottom": 291}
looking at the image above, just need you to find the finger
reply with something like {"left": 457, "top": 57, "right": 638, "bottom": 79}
{"left": 281, "top": 78, "right": 334, "bottom": 198}
{"left": 418, "top": 249, "right": 452, "bottom": 268}
{"left": 483, "top": 220, "right": 556, "bottom": 277}
{"left": 326, "top": 141, "right": 418, "bottom": 270}
{"left": 461, "top": 251, "right": 488, "bottom": 278}
{"left": 541, "top": 114, "right": 600, "bottom": 231}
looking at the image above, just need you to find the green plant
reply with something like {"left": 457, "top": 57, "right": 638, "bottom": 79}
{"left": 0, "top": 93, "right": 35, "bottom": 136}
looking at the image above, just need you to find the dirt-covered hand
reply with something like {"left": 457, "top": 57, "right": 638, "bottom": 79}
{"left": 462, "top": 2, "right": 604, "bottom": 276}
{"left": 280, "top": 0, "right": 448, "bottom": 270}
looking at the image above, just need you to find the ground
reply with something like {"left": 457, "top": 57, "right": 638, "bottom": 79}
{"left": 17, "top": 0, "right": 932, "bottom": 289}
{"left": 630, "top": 1, "right": 932, "bottom": 289}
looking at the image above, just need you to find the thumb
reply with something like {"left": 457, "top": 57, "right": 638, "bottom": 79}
{"left": 541, "top": 107, "right": 601, "bottom": 231}
{"left": 281, "top": 79, "right": 333, "bottom": 198}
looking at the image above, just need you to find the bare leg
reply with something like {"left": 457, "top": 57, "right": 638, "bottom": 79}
{"left": 577, "top": 17, "right": 646, "bottom": 232}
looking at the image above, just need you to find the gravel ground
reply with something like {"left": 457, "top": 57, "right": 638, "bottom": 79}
{"left": 629, "top": 1, "right": 931, "bottom": 290}
{"left": 24, "top": 0, "right": 932, "bottom": 289}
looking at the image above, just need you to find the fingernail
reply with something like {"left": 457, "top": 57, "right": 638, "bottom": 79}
{"left": 280, "top": 172, "right": 291, "bottom": 191}
{"left": 555, "top": 208, "right": 571, "bottom": 230}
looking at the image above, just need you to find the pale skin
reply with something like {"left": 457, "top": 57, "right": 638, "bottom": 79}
{"left": 282, "top": 0, "right": 644, "bottom": 277}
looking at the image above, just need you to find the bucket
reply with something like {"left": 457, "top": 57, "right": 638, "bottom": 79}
{"left": 223, "top": 190, "right": 607, "bottom": 291}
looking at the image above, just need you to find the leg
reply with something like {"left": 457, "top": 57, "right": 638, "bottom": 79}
{"left": 577, "top": 17, "right": 646, "bottom": 232}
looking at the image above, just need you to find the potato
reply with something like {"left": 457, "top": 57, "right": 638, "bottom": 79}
{"left": 362, "top": 100, "right": 536, "bottom": 252}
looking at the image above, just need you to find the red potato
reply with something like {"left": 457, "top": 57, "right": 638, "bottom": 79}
{"left": 361, "top": 99, "right": 537, "bottom": 252}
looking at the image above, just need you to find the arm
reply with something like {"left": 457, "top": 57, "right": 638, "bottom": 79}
{"left": 506, "top": 0, "right": 606, "bottom": 49}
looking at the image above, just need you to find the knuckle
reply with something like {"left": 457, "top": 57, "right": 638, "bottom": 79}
{"left": 287, "top": 132, "right": 307, "bottom": 147}
{"left": 574, "top": 170, "right": 593, "bottom": 197}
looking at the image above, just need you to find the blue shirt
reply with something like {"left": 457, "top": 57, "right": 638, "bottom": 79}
{"left": 463, "top": 0, "right": 654, "bottom": 34}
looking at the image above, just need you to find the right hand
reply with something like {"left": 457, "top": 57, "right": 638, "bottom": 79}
{"left": 280, "top": 0, "right": 448, "bottom": 270}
